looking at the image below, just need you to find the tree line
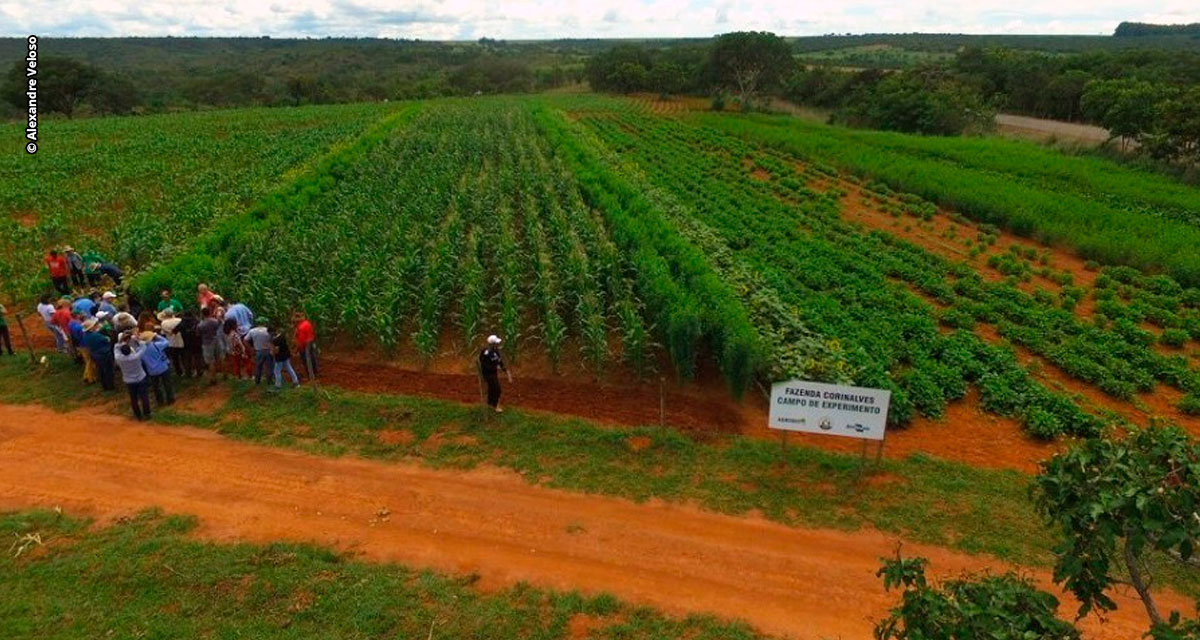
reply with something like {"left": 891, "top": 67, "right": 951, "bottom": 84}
{"left": 0, "top": 37, "right": 588, "bottom": 118}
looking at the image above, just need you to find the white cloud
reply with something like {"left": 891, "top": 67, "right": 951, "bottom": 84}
{"left": 0, "top": 0, "right": 1195, "bottom": 39}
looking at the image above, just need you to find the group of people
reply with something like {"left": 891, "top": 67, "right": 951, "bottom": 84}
{"left": 44, "top": 247, "right": 124, "bottom": 296}
{"left": 33, "top": 246, "right": 519, "bottom": 419}
{"left": 36, "top": 269, "right": 318, "bottom": 420}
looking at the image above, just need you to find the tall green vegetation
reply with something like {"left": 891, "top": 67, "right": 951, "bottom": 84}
{"left": 1, "top": 101, "right": 392, "bottom": 305}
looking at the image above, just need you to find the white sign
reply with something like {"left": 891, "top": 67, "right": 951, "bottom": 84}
{"left": 769, "top": 380, "right": 891, "bottom": 441}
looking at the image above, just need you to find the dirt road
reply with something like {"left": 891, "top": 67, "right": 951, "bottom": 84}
{"left": 0, "top": 404, "right": 1184, "bottom": 639}
{"left": 994, "top": 113, "right": 1114, "bottom": 146}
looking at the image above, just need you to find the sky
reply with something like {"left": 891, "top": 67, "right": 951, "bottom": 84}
{"left": 1, "top": 0, "right": 1197, "bottom": 40}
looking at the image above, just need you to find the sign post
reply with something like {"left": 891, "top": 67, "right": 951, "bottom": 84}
{"left": 768, "top": 379, "right": 891, "bottom": 473}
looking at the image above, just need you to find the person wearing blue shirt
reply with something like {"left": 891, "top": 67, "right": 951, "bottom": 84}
{"left": 114, "top": 333, "right": 150, "bottom": 421}
{"left": 81, "top": 319, "right": 115, "bottom": 391}
{"left": 72, "top": 295, "right": 97, "bottom": 317}
{"left": 98, "top": 291, "right": 119, "bottom": 317}
{"left": 225, "top": 301, "right": 254, "bottom": 336}
{"left": 139, "top": 331, "right": 175, "bottom": 407}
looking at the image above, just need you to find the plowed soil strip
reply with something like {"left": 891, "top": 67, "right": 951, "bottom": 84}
{"left": 0, "top": 404, "right": 1181, "bottom": 639}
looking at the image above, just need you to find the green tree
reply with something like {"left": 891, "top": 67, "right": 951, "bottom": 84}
{"left": 708, "top": 31, "right": 794, "bottom": 110}
{"left": 3, "top": 56, "right": 99, "bottom": 118}
{"left": 1032, "top": 425, "right": 1200, "bottom": 626}
{"left": 1160, "top": 87, "right": 1200, "bottom": 164}
{"left": 585, "top": 45, "right": 653, "bottom": 93}
{"left": 649, "top": 62, "right": 686, "bottom": 99}
{"left": 874, "top": 554, "right": 1080, "bottom": 639}
{"left": 606, "top": 62, "right": 649, "bottom": 94}
{"left": 1082, "top": 79, "right": 1163, "bottom": 150}
{"left": 838, "top": 69, "right": 992, "bottom": 136}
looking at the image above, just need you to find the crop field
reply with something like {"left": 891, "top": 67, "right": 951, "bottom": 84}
{"left": 8, "top": 95, "right": 1200, "bottom": 440}
{"left": 0, "top": 102, "right": 393, "bottom": 300}
{"left": 6, "top": 93, "right": 1200, "bottom": 639}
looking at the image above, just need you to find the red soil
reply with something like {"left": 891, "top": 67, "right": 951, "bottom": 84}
{"left": 0, "top": 404, "right": 1184, "bottom": 640}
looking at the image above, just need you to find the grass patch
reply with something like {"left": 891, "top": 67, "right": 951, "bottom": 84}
{"left": 0, "top": 508, "right": 764, "bottom": 639}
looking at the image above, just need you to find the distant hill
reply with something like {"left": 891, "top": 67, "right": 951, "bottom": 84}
{"left": 791, "top": 32, "right": 1200, "bottom": 54}
{"left": 1114, "top": 22, "right": 1200, "bottom": 37}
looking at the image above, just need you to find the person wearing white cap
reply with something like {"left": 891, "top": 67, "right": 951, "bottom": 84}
{"left": 98, "top": 291, "right": 119, "bottom": 318}
{"left": 478, "top": 335, "right": 510, "bottom": 412}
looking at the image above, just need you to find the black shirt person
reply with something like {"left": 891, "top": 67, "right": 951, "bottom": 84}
{"left": 479, "top": 335, "right": 508, "bottom": 413}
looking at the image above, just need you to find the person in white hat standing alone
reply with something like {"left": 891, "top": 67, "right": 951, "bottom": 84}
{"left": 479, "top": 335, "right": 510, "bottom": 413}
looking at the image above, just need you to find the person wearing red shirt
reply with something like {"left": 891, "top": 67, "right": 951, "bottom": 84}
{"left": 293, "top": 311, "right": 317, "bottom": 381}
{"left": 45, "top": 250, "right": 70, "bottom": 295}
{"left": 51, "top": 299, "right": 75, "bottom": 358}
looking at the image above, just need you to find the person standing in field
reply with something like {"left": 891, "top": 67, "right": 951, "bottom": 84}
{"left": 140, "top": 330, "right": 174, "bottom": 407}
{"left": 224, "top": 318, "right": 252, "bottom": 379}
{"left": 64, "top": 247, "right": 86, "bottom": 289}
{"left": 114, "top": 331, "right": 151, "bottom": 421}
{"left": 293, "top": 311, "right": 317, "bottom": 380}
{"left": 157, "top": 289, "right": 184, "bottom": 314}
{"left": 197, "top": 307, "right": 225, "bottom": 383}
{"left": 270, "top": 327, "right": 301, "bottom": 390}
{"left": 45, "top": 249, "right": 70, "bottom": 295}
{"left": 74, "top": 313, "right": 97, "bottom": 384}
{"left": 245, "top": 322, "right": 275, "bottom": 385}
{"left": 479, "top": 335, "right": 510, "bottom": 413}
{"left": 0, "top": 303, "right": 13, "bottom": 356}
{"left": 178, "top": 310, "right": 203, "bottom": 378}
{"left": 158, "top": 308, "right": 186, "bottom": 377}
{"left": 36, "top": 295, "right": 65, "bottom": 352}
{"left": 51, "top": 299, "right": 74, "bottom": 359}
{"left": 82, "top": 319, "right": 115, "bottom": 391}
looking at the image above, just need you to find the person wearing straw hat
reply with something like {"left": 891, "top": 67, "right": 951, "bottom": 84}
{"left": 82, "top": 318, "right": 115, "bottom": 391}
{"left": 479, "top": 335, "right": 510, "bottom": 413}
{"left": 139, "top": 329, "right": 174, "bottom": 407}
{"left": 158, "top": 308, "right": 186, "bottom": 376}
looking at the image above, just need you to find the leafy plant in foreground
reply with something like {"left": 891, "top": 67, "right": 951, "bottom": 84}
{"left": 1032, "top": 425, "right": 1200, "bottom": 625}
{"left": 874, "top": 553, "right": 1079, "bottom": 640}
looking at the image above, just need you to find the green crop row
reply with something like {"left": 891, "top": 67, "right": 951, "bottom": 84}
{"left": 557, "top": 95, "right": 1119, "bottom": 437}
{"left": 700, "top": 112, "right": 1200, "bottom": 286}
{"left": 201, "top": 100, "right": 648, "bottom": 372}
